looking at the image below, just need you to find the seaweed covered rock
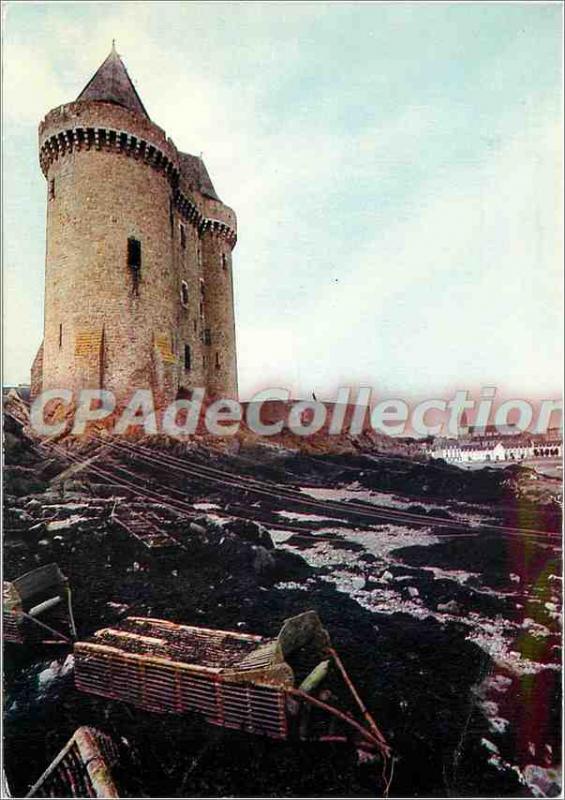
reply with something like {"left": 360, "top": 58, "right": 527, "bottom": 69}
{"left": 223, "top": 518, "right": 274, "bottom": 550}
{"left": 177, "top": 516, "right": 312, "bottom": 585}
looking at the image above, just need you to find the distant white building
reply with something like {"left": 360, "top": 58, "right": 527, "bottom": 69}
{"left": 460, "top": 441, "right": 507, "bottom": 463}
{"left": 427, "top": 439, "right": 506, "bottom": 463}
{"left": 425, "top": 436, "right": 561, "bottom": 464}
{"left": 503, "top": 441, "right": 535, "bottom": 461}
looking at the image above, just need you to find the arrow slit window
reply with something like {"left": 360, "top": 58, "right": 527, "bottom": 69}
{"left": 127, "top": 237, "right": 141, "bottom": 295}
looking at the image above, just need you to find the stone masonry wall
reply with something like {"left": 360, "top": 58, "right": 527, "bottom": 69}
{"left": 37, "top": 99, "right": 238, "bottom": 406}
{"left": 201, "top": 232, "right": 238, "bottom": 399}
{"left": 30, "top": 342, "right": 44, "bottom": 400}
{"left": 42, "top": 137, "right": 175, "bottom": 400}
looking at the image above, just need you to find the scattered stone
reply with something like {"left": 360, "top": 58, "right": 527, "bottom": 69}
{"left": 252, "top": 546, "right": 276, "bottom": 575}
{"left": 437, "top": 600, "right": 460, "bottom": 614}
{"left": 47, "top": 517, "right": 82, "bottom": 533}
{"left": 523, "top": 765, "right": 562, "bottom": 798}
{"left": 224, "top": 518, "right": 274, "bottom": 550}
{"left": 481, "top": 737, "right": 499, "bottom": 754}
{"left": 13, "top": 508, "right": 34, "bottom": 524}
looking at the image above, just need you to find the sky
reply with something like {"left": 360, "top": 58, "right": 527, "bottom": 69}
{"left": 2, "top": 1, "right": 563, "bottom": 402}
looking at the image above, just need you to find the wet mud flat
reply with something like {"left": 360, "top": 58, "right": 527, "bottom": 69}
{"left": 3, "top": 418, "right": 562, "bottom": 797}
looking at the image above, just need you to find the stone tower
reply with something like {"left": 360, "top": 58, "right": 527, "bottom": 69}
{"left": 31, "top": 45, "right": 238, "bottom": 407}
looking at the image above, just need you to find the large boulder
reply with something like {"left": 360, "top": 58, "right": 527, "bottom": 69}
{"left": 223, "top": 518, "right": 274, "bottom": 550}
{"left": 179, "top": 516, "right": 313, "bottom": 585}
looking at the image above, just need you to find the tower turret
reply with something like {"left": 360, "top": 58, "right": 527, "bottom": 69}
{"left": 32, "top": 46, "right": 238, "bottom": 408}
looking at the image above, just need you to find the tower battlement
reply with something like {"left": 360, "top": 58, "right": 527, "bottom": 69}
{"left": 32, "top": 47, "right": 238, "bottom": 407}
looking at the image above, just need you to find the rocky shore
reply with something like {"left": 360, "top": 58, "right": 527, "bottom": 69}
{"left": 3, "top": 401, "right": 562, "bottom": 797}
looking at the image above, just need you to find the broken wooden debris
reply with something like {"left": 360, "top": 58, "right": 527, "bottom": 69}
{"left": 112, "top": 507, "right": 179, "bottom": 551}
{"left": 26, "top": 727, "right": 120, "bottom": 798}
{"left": 329, "top": 646, "right": 389, "bottom": 753}
{"left": 3, "top": 563, "right": 77, "bottom": 644}
{"left": 299, "top": 659, "right": 330, "bottom": 694}
{"left": 75, "top": 615, "right": 291, "bottom": 739}
{"left": 74, "top": 611, "right": 391, "bottom": 762}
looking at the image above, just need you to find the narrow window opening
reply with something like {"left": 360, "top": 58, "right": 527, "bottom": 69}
{"left": 128, "top": 237, "right": 141, "bottom": 268}
{"left": 184, "top": 344, "right": 191, "bottom": 371}
{"left": 180, "top": 281, "right": 189, "bottom": 307}
{"left": 58, "top": 323, "right": 63, "bottom": 348}
{"left": 221, "top": 253, "right": 227, "bottom": 271}
{"left": 128, "top": 237, "right": 141, "bottom": 295}
{"left": 199, "top": 279, "right": 205, "bottom": 320}
{"left": 204, "top": 328, "right": 211, "bottom": 346}
{"left": 49, "top": 179, "right": 55, "bottom": 200}
{"left": 215, "top": 351, "right": 220, "bottom": 370}
{"left": 202, "top": 354, "right": 206, "bottom": 369}
{"left": 180, "top": 224, "right": 187, "bottom": 250}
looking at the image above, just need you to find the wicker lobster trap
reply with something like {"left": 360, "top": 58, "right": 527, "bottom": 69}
{"left": 74, "top": 611, "right": 390, "bottom": 759}
{"left": 25, "top": 727, "right": 120, "bottom": 798}
{"left": 3, "top": 563, "right": 77, "bottom": 645}
{"left": 112, "top": 507, "right": 179, "bottom": 552}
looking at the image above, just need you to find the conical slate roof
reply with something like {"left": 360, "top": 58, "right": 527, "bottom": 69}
{"left": 77, "top": 44, "right": 149, "bottom": 119}
{"left": 178, "top": 152, "right": 221, "bottom": 201}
